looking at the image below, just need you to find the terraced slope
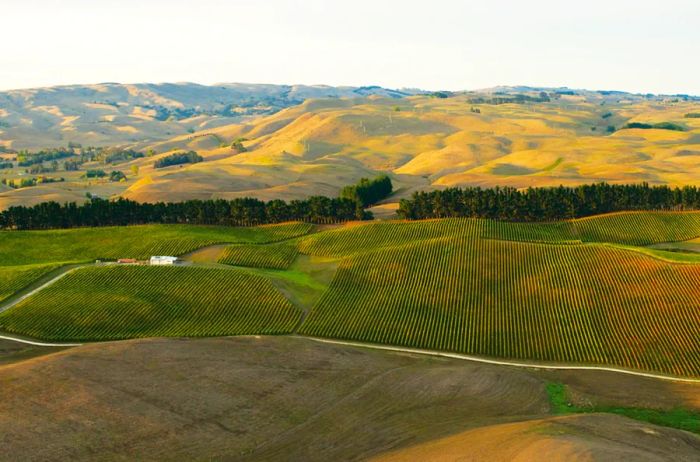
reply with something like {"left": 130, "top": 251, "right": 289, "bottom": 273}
{"left": 0, "top": 266, "right": 300, "bottom": 341}
{"left": 300, "top": 237, "right": 700, "bottom": 377}
{"left": 0, "top": 222, "right": 312, "bottom": 266}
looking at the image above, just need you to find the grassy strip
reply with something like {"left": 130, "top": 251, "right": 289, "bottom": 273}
{"left": 546, "top": 382, "right": 700, "bottom": 434}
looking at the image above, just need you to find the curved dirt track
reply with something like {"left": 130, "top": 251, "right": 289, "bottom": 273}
{"left": 303, "top": 337, "right": 700, "bottom": 384}
{"left": 3, "top": 332, "right": 699, "bottom": 383}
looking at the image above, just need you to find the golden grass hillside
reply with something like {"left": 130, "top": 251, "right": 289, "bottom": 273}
{"left": 1, "top": 88, "right": 699, "bottom": 208}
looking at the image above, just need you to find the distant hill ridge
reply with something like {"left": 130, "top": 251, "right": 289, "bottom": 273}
{"left": 0, "top": 82, "right": 424, "bottom": 150}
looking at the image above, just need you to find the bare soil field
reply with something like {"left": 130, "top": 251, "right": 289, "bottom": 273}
{"left": 0, "top": 336, "right": 697, "bottom": 461}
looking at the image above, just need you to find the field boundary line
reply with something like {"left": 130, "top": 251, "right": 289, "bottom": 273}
{"left": 0, "top": 334, "right": 81, "bottom": 347}
{"left": 302, "top": 337, "right": 700, "bottom": 383}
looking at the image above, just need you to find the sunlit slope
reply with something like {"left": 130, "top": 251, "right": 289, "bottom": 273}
{"left": 295, "top": 213, "right": 700, "bottom": 377}
{"left": 118, "top": 92, "right": 700, "bottom": 204}
{"left": 372, "top": 414, "right": 700, "bottom": 462}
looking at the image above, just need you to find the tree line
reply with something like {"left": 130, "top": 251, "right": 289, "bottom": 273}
{"left": 397, "top": 183, "right": 700, "bottom": 221}
{"left": 622, "top": 122, "right": 685, "bottom": 132}
{"left": 0, "top": 196, "right": 365, "bottom": 230}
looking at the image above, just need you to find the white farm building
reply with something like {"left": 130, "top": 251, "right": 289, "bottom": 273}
{"left": 150, "top": 256, "right": 179, "bottom": 266}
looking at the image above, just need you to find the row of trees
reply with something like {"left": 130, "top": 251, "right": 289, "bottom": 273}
{"left": 397, "top": 183, "right": 700, "bottom": 221}
{"left": 0, "top": 196, "right": 366, "bottom": 230}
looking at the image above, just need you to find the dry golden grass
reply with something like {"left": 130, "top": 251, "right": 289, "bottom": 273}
{"left": 2, "top": 90, "right": 699, "bottom": 207}
{"left": 119, "top": 94, "right": 700, "bottom": 204}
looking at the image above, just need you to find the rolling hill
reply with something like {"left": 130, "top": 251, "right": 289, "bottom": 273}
{"left": 0, "top": 82, "right": 418, "bottom": 150}
{"left": 1, "top": 85, "right": 699, "bottom": 210}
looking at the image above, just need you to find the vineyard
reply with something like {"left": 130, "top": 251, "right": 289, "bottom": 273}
{"left": 2, "top": 211, "right": 700, "bottom": 377}
{"left": 299, "top": 237, "right": 700, "bottom": 377}
{"left": 0, "top": 263, "right": 64, "bottom": 303}
{"left": 298, "top": 219, "right": 482, "bottom": 257}
{"left": 0, "top": 222, "right": 313, "bottom": 266}
{"left": 571, "top": 211, "right": 700, "bottom": 246}
{"left": 298, "top": 211, "right": 700, "bottom": 257}
{"left": 0, "top": 265, "right": 300, "bottom": 341}
{"left": 218, "top": 242, "right": 299, "bottom": 269}
{"left": 481, "top": 220, "right": 578, "bottom": 244}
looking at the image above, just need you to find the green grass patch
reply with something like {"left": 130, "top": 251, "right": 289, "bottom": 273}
{"left": 605, "top": 244, "right": 700, "bottom": 264}
{"left": 546, "top": 382, "right": 700, "bottom": 434}
{"left": 235, "top": 255, "right": 340, "bottom": 313}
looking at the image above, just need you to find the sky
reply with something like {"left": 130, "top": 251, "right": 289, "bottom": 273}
{"left": 2, "top": 0, "right": 700, "bottom": 94}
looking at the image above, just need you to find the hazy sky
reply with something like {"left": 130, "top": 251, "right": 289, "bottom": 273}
{"left": 3, "top": 0, "right": 699, "bottom": 94}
